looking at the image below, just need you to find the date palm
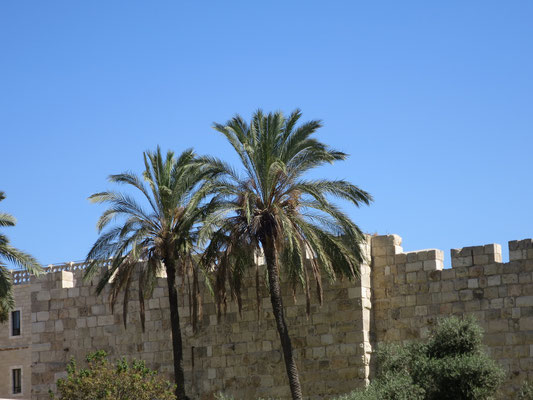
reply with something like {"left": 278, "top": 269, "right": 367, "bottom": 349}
{"left": 85, "top": 148, "right": 213, "bottom": 400}
{"left": 201, "top": 110, "right": 373, "bottom": 399}
{"left": 0, "top": 191, "right": 42, "bottom": 322}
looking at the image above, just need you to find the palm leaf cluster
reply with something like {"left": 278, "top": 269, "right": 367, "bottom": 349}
{"left": 85, "top": 148, "right": 213, "bottom": 330}
{"left": 85, "top": 147, "right": 220, "bottom": 400}
{"left": 86, "top": 109, "right": 372, "bottom": 400}
{"left": 201, "top": 109, "right": 372, "bottom": 317}
{"left": 0, "top": 191, "right": 41, "bottom": 322}
{"left": 198, "top": 109, "right": 372, "bottom": 399}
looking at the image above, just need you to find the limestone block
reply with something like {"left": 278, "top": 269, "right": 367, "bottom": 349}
{"left": 406, "top": 262, "right": 423, "bottom": 272}
{"left": 459, "top": 290, "right": 474, "bottom": 301}
{"left": 54, "top": 320, "right": 64, "bottom": 332}
{"left": 451, "top": 256, "right": 473, "bottom": 268}
{"left": 415, "top": 306, "right": 427, "bottom": 316}
{"left": 97, "top": 315, "right": 114, "bottom": 326}
{"left": 488, "top": 276, "right": 502, "bottom": 286}
{"left": 441, "top": 269, "right": 456, "bottom": 280}
{"left": 395, "top": 254, "right": 407, "bottom": 264}
{"left": 33, "top": 321, "right": 45, "bottom": 333}
{"left": 468, "top": 279, "right": 479, "bottom": 289}
{"left": 371, "top": 234, "right": 402, "bottom": 248}
{"left": 520, "top": 317, "right": 533, "bottom": 331}
{"left": 454, "top": 278, "right": 468, "bottom": 290}
{"left": 441, "top": 292, "right": 459, "bottom": 303}
{"left": 37, "top": 291, "right": 51, "bottom": 301}
{"left": 517, "top": 296, "right": 533, "bottom": 307}
{"left": 484, "top": 264, "right": 501, "bottom": 275}
{"left": 36, "top": 311, "right": 50, "bottom": 322}
{"left": 510, "top": 250, "right": 524, "bottom": 261}
{"left": 406, "top": 272, "right": 417, "bottom": 283}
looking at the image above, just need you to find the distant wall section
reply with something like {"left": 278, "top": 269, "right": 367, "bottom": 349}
{"left": 0, "top": 281, "right": 31, "bottom": 399}
{"left": 4, "top": 234, "right": 533, "bottom": 399}
{"left": 29, "top": 240, "right": 373, "bottom": 400}
{"left": 371, "top": 235, "right": 533, "bottom": 396}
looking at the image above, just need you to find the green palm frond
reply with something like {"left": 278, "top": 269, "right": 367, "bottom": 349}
{"left": 203, "top": 109, "right": 373, "bottom": 314}
{"left": 0, "top": 191, "right": 42, "bottom": 321}
{"left": 85, "top": 148, "right": 212, "bottom": 332}
{"left": 0, "top": 245, "right": 42, "bottom": 275}
{"left": 0, "top": 213, "right": 16, "bottom": 227}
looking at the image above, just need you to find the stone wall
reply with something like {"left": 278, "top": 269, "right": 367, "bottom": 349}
{"left": 4, "top": 234, "right": 533, "bottom": 399}
{"left": 371, "top": 235, "right": 533, "bottom": 396}
{"left": 0, "top": 282, "right": 31, "bottom": 399}
{"left": 29, "top": 239, "right": 372, "bottom": 400}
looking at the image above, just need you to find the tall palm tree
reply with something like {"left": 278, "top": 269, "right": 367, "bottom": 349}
{"left": 0, "top": 191, "right": 42, "bottom": 322}
{"left": 84, "top": 148, "right": 213, "bottom": 400}
{"left": 201, "top": 110, "right": 372, "bottom": 400}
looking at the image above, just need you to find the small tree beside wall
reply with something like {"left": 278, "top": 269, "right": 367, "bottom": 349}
{"left": 50, "top": 350, "right": 176, "bottom": 400}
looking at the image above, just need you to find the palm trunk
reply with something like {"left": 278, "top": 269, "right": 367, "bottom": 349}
{"left": 262, "top": 239, "right": 303, "bottom": 400}
{"left": 164, "top": 258, "right": 190, "bottom": 400}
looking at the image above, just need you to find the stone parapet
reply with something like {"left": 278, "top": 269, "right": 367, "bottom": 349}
{"left": 371, "top": 235, "right": 533, "bottom": 397}
{"left": 26, "top": 238, "right": 374, "bottom": 400}
{"left": 3, "top": 234, "right": 533, "bottom": 399}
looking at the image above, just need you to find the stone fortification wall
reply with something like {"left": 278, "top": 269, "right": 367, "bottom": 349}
{"left": 371, "top": 235, "right": 533, "bottom": 396}
{"left": 0, "top": 282, "right": 31, "bottom": 399}
{"left": 5, "top": 233, "right": 533, "bottom": 399}
{"left": 30, "top": 239, "right": 372, "bottom": 400}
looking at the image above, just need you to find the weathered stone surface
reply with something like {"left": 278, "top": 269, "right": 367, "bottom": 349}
{"left": 3, "top": 235, "right": 533, "bottom": 399}
{"left": 372, "top": 236, "right": 533, "bottom": 399}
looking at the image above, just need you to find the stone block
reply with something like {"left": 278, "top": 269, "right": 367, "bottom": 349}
{"left": 406, "top": 262, "right": 423, "bottom": 272}
{"left": 97, "top": 315, "right": 115, "bottom": 326}
{"left": 415, "top": 306, "right": 427, "bottom": 316}
{"left": 441, "top": 269, "right": 455, "bottom": 280}
{"left": 395, "top": 254, "right": 407, "bottom": 264}
{"left": 424, "top": 260, "right": 443, "bottom": 271}
{"left": 406, "top": 272, "right": 417, "bottom": 283}
{"left": 488, "top": 276, "right": 502, "bottom": 287}
{"left": 36, "top": 311, "right": 50, "bottom": 322}
{"left": 520, "top": 317, "right": 533, "bottom": 331}
{"left": 517, "top": 296, "right": 533, "bottom": 307}
{"left": 468, "top": 279, "right": 479, "bottom": 289}
{"left": 451, "top": 256, "right": 473, "bottom": 268}
{"left": 406, "top": 253, "right": 418, "bottom": 263}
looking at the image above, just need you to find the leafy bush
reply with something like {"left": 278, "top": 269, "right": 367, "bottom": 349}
{"left": 337, "top": 316, "right": 504, "bottom": 400}
{"left": 50, "top": 350, "right": 176, "bottom": 400}
{"left": 518, "top": 381, "right": 533, "bottom": 400}
{"left": 334, "top": 373, "right": 424, "bottom": 400}
{"left": 215, "top": 394, "right": 276, "bottom": 400}
{"left": 420, "top": 316, "right": 504, "bottom": 400}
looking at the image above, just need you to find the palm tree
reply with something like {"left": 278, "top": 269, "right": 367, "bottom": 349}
{"left": 200, "top": 110, "right": 373, "bottom": 400}
{"left": 0, "top": 191, "right": 42, "bottom": 322}
{"left": 84, "top": 148, "right": 213, "bottom": 400}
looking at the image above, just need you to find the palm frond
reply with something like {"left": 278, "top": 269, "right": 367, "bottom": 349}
{"left": 207, "top": 109, "right": 372, "bottom": 316}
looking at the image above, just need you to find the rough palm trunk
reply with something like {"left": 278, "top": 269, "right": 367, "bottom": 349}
{"left": 164, "top": 258, "right": 189, "bottom": 400}
{"left": 262, "top": 239, "right": 303, "bottom": 400}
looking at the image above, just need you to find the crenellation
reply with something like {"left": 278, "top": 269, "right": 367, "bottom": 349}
{"left": 509, "top": 239, "right": 533, "bottom": 261}
{"left": 451, "top": 243, "right": 503, "bottom": 267}
{"left": 370, "top": 234, "right": 533, "bottom": 397}
{"left": 3, "top": 234, "right": 533, "bottom": 399}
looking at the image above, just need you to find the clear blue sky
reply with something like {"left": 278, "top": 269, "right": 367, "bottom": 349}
{"left": 1, "top": 1, "right": 532, "bottom": 268}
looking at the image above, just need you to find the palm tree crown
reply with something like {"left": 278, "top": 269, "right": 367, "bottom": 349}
{"left": 201, "top": 109, "right": 373, "bottom": 399}
{"left": 85, "top": 147, "right": 213, "bottom": 400}
{"left": 0, "top": 191, "right": 41, "bottom": 322}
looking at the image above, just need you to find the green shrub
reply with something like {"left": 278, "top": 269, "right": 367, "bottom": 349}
{"left": 427, "top": 315, "right": 484, "bottom": 357}
{"left": 215, "top": 394, "right": 276, "bottom": 400}
{"left": 50, "top": 350, "right": 176, "bottom": 400}
{"left": 337, "top": 316, "right": 504, "bottom": 400}
{"left": 334, "top": 373, "right": 424, "bottom": 400}
{"left": 518, "top": 381, "right": 533, "bottom": 400}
